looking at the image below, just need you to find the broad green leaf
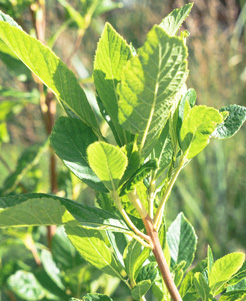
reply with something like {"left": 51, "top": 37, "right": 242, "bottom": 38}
{"left": 0, "top": 17, "right": 101, "bottom": 136}
{"left": 131, "top": 280, "right": 152, "bottom": 300}
{"left": 107, "top": 231, "right": 128, "bottom": 268}
{"left": 7, "top": 270, "right": 46, "bottom": 300}
{"left": 167, "top": 212, "right": 197, "bottom": 271}
{"left": 1, "top": 141, "right": 48, "bottom": 196}
{"left": 209, "top": 252, "right": 245, "bottom": 295}
{"left": 50, "top": 117, "right": 107, "bottom": 192}
{"left": 212, "top": 105, "right": 246, "bottom": 139}
{"left": 120, "top": 159, "right": 158, "bottom": 196}
{"left": 153, "top": 122, "right": 173, "bottom": 178}
{"left": 194, "top": 272, "right": 213, "bottom": 300}
{"left": 123, "top": 239, "right": 150, "bottom": 282}
{"left": 159, "top": 3, "right": 193, "bottom": 36}
{"left": 94, "top": 23, "right": 133, "bottom": 146}
{"left": 180, "top": 106, "right": 223, "bottom": 159}
{"left": 87, "top": 141, "right": 128, "bottom": 191}
{"left": 0, "top": 193, "right": 130, "bottom": 233}
{"left": 219, "top": 290, "right": 246, "bottom": 301}
{"left": 120, "top": 141, "right": 140, "bottom": 185}
{"left": 227, "top": 261, "right": 246, "bottom": 286}
{"left": 52, "top": 226, "right": 83, "bottom": 271}
{"left": 227, "top": 279, "right": 246, "bottom": 292}
{"left": 118, "top": 25, "right": 188, "bottom": 156}
{"left": 136, "top": 263, "right": 158, "bottom": 291}
{"left": 78, "top": 293, "right": 113, "bottom": 300}
{"left": 40, "top": 250, "right": 65, "bottom": 290}
{"left": 180, "top": 260, "right": 207, "bottom": 301}
{"left": 207, "top": 245, "right": 214, "bottom": 277}
{"left": 65, "top": 222, "right": 122, "bottom": 279}
{"left": 177, "top": 88, "right": 196, "bottom": 139}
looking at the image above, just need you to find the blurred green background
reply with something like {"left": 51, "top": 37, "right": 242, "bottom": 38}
{"left": 0, "top": 0, "right": 245, "bottom": 300}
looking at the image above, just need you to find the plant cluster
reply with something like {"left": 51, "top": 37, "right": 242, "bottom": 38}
{"left": 0, "top": 3, "right": 246, "bottom": 301}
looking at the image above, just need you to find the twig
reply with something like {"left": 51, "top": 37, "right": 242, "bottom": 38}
{"left": 143, "top": 215, "right": 182, "bottom": 301}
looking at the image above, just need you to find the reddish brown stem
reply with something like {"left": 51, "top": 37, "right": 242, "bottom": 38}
{"left": 143, "top": 215, "right": 182, "bottom": 301}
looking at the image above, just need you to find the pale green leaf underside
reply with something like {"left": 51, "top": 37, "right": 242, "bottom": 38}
{"left": 180, "top": 106, "right": 223, "bottom": 159}
{"left": 65, "top": 222, "right": 123, "bottom": 279}
{"left": 87, "top": 141, "right": 128, "bottom": 191}
{"left": 94, "top": 23, "right": 132, "bottom": 146}
{"left": 209, "top": 252, "right": 245, "bottom": 295}
{"left": 0, "top": 20, "right": 101, "bottom": 136}
{"left": 131, "top": 280, "right": 152, "bottom": 300}
{"left": 0, "top": 193, "right": 130, "bottom": 233}
{"left": 118, "top": 25, "right": 188, "bottom": 155}
{"left": 50, "top": 117, "right": 107, "bottom": 192}
{"left": 7, "top": 271, "right": 46, "bottom": 300}
{"left": 167, "top": 212, "right": 197, "bottom": 271}
{"left": 159, "top": 3, "right": 193, "bottom": 36}
{"left": 212, "top": 105, "right": 246, "bottom": 139}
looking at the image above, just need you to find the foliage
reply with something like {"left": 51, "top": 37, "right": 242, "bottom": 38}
{"left": 0, "top": 1, "right": 245, "bottom": 300}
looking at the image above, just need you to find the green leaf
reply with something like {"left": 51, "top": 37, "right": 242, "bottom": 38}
{"left": 159, "top": 3, "right": 193, "bottom": 36}
{"left": 78, "top": 293, "right": 113, "bottom": 300}
{"left": 227, "top": 279, "right": 246, "bottom": 292}
{"left": 87, "top": 141, "right": 128, "bottom": 191}
{"left": 209, "top": 252, "right": 245, "bottom": 295}
{"left": 153, "top": 122, "right": 173, "bottom": 178}
{"left": 219, "top": 290, "right": 246, "bottom": 301}
{"left": 207, "top": 245, "right": 214, "bottom": 277}
{"left": 212, "top": 105, "right": 246, "bottom": 139}
{"left": 7, "top": 270, "right": 46, "bottom": 300}
{"left": 131, "top": 280, "right": 152, "bottom": 300}
{"left": 50, "top": 117, "right": 107, "bottom": 192}
{"left": 93, "top": 0, "right": 123, "bottom": 17}
{"left": 167, "top": 212, "right": 197, "bottom": 271}
{"left": 58, "top": 0, "right": 85, "bottom": 28}
{"left": 180, "top": 260, "right": 207, "bottom": 301}
{"left": 136, "top": 262, "right": 158, "bottom": 284}
{"left": 120, "top": 159, "right": 158, "bottom": 196}
{"left": 194, "top": 272, "right": 213, "bottom": 300}
{"left": 40, "top": 250, "right": 65, "bottom": 290}
{"left": 180, "top": 106, "right": 223, "bottom": 159}
{"left": 52, "top": 226, "right": 83, "bottom": 271}
{"left": 0, "top": 10, "right": 22, "bottom": 29}
{"left": 0, "top": 193, "right": 130, "bottom": 233}
{"left": 120, "top": 141, "right": 140, "bottom": 185}
{"left": 227, "top": 261, "right": 246, "bottom": 286}
{"left": 123, "top": 239, "right": 150, "bottom": 282}
{"left": 94, "top": 23, "right": 133, "bottom": 146}
{"left": 177, "top": 88, "right": 196, "bottom": 139}
{"left": 0, "top": 17, "right": 101, "bottom": 136}
{"left": 1, "top": 141, "right": 48, "bottom": 196}
{"left": 118, "top": 25, "right": 188, "bottom": 156}
{"left": 65, "top": 222, "right": 123, "bottom": 279}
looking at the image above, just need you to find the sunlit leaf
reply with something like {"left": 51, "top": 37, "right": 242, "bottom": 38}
{"left": 159, "top": 3, "right": 193, "bottom": 36}
{"left": 87, "top": 141, "right": 128, "bottom": 191}
{"left": 118, "top": 25, "right": 188, "bottom": 156}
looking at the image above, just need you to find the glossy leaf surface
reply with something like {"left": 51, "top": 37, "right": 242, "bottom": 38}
{"left": 50, "top": 117, "right": 107, "bottom": 192}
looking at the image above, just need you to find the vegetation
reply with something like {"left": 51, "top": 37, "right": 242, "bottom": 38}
{"left": 0, "top": 1, "right": 246, "bottom": 300}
